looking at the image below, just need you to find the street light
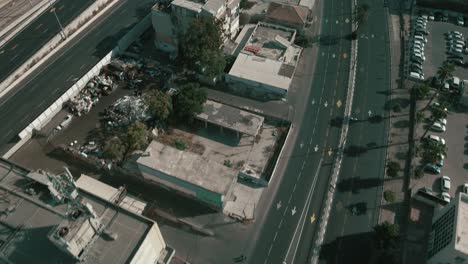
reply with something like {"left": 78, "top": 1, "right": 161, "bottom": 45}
{"left": 50, "top": 7, "right": 66, "bottom": 40}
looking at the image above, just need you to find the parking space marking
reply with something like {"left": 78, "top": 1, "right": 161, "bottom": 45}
{"left": 35, "top": 23, "right": 43, "bottom": 30}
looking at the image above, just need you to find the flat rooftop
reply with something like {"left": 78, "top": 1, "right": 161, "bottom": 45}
{"left": 244, "top": 22, "right": 295, "bottom": 61}
{"left": 137, "top": 141, "right": 238, "bottom": 195}
{"left": 229, "top": 53, "right": 294, "bottom": 91}
{"left": 197, "top": 100, "right": 264, "bottom": 137}
{"left": 455, "top": 193, "right": 468, "bottom": 253}
{"left": 0, "top": 159, "right": 154, "bottom": 264}
{"left": 171, "top": 0, "right": 203, "bottom": 13}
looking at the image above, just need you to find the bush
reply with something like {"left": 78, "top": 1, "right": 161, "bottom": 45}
{"left": 414, "top": 167, "right": 424, "bottom": 179}
{"left": 224, "top": 160, "right": 233, "bottom": 168}
{"left": 174, "top": 139, "right": 187, "bottom": 150}
{"left": 386, "top": 161, "right": 400, "bottom": 177}
{"left": 384, "top": 190, "right": 396, "bottom": 203}
{"left": 393, "top": 103, "right": 401, "bottom": 112}
{"left": 240, "top": 0, "right": 255, "bottom": 9}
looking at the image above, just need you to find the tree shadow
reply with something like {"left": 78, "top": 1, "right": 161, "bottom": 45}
{"left": 464, "top": 163, "right": 468, "bottom": 170}
{"left": 395, "top": 151, "right": 408, "bottom": 161}
{"left": 344, "top": 145, "right": 368, "bottom": 157}
{"left": 337, "top": 177, "right": 383, "bottom": 193}
{"left": 393, "top": 120, "right": 410, "bottom": 128}
{"left": 319, "top": 232, "right": 375, "bottom": 264}
{"left": 330, "top": 117, "right": 344, "bottom": 127}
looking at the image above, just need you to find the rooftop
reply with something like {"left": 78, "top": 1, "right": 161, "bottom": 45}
{"left": 197, "top": 100, "right": 264, "bottom": 136}
{"left": 137, "top": 141, "right": 238, "bottom": 195}
{"left": 171, "top": 0, "right": 203, "bottom": 13}
{"left": 229, "top": 53, "right": 294, "bottom": 91}
{"left": 0, "top": 159, "right": 162, "bottom": 264}
{"left": 202, "top": 0, "right": 225, "bottom": 17}
{"left": 455, "top": 193, "right": 468, "bottom": 253}
{"left": 244, "top": 22, "right": 295, "bottom": 61}
{"left": 266, "top": 2, "right": 309, "bottom": 26}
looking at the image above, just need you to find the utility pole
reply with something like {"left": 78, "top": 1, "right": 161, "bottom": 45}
{"left": 50, "top": 7, "right": 66, "bottom": 40}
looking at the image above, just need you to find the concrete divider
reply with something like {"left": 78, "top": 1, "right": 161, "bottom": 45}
{"left": 0, "top": 0, "right": 58, "bottom": 47}
{"left": 2, "top": 13, "right": 152, "bottom": 159}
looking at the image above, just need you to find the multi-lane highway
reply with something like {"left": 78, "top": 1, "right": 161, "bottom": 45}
{"left": 244, "top": 0, "right": 353, "bottom": 262}
{"left": 0, "top": 0, "right": 156, "bottom": 154}
{"left": 0, "top": 0, "right": 95, "bottom": 82}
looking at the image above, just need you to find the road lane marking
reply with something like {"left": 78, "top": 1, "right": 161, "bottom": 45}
{"left": 310, "top": 214, "right": 316, "bottom": 223}
{"left": 277, "top": 201, "right": 282, "bottom": 210}
{"left": 35, "top": 23, "right": 43, "bottom": 30}
{"left": 342, "top": 53, "right": 348, "bottom": 59}
{"left": 336, "top": 100, "right": 342, "bottom": 108}
{"left": 291, "top": 207, "right": 297, "bottom": 216}
{"left": 10, "top": 44, "right": 18, "bottom": 50}
{"left": 273, "top": 232, "right": 278, "bottom": 242}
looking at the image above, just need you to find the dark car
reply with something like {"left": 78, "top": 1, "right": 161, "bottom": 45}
{"left": 411, "top": 57, "right": 424, "bottom": 64}
{"left": 432, "top": 76, "right": 442, "bottom": 87}
{"left": 415, "top": 29, "right": 429, "bottom": 35}
{"left": 447, "top": 54, "right": 463, "bottom": 60}
{"left": 412, "top": 63, "right": 423, "bottom": 70}
{"left": 448, "top": 58, "right": 464, "bottom": 66}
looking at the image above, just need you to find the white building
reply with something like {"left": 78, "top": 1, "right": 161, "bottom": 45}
{"left": 225, "top": 22, "right": 302, "bottom": 97}
{"left": 151, "top": 0, "right": 240, "bottom": 56}
{"left": 427, "top": 193, "right": 468, "bottom": 263}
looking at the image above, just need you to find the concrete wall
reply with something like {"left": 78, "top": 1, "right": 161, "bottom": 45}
{"left": 138, "top": 163, "right": 225, "bottom": 209}
{"left": 224, "top": 73, "right": 288, "bottom": 97}
{"left": 2, "top": 13, "right": 152, "bottom": 159}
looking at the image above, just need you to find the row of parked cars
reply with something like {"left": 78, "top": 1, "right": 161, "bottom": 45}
{"left": 420, "top": 10, "right": 466, "bottom": 26}
{"left": 409, "top": 16, "right": 429, "bottom": 81}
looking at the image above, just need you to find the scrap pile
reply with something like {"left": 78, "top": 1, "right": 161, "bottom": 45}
{"left": 104, "top": 95, "right": 150, "bottom": 127}
{"left": 69, "top": 75, "right": 117, "bottom": 116}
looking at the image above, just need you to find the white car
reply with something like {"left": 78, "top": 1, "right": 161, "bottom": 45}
{"left": 431, "top": 122, "right": 446, "bottom": 132}
{"left": 441, "top": 192, "right": 451, "bottom": 203}
{"left": 447, "top": 34, "right": 463, "bottom": 41}
{"left": 457, "top": 16, "right": 464, "bottom": 26}
{"left": 432, "top": 102, "right": 448, "bottom": 113}
{"left": 437, "top": 118, "right": 447, "bottom": 125}
{"left": 463, "top": 183, "right": 468, "bottom": 194}
{"left": 59, "top": 114, "right": 73, "bottom": 129}
{"left": 428, "top": 13, "right": 435, "bottom": 21}
{"left": 426, "top": 134, "right": 446, "bottom": 145}
{"left": 441, "top": 176, "right": 451, "bottom": 191}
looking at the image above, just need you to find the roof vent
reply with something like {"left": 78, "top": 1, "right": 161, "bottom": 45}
{"left": 58, "top": 227, "right": 69, "bottom": 237}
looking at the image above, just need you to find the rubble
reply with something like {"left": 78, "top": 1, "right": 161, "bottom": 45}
{"left": 69, "top": 74, "right": 117, "bottom": 116}
{"left": 104, "top": 95, "right": 151, "bottom": 127}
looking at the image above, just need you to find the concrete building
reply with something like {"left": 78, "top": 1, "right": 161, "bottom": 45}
{"left": 265, "top": 2, "right": 309, "bottom": 29}
{"left": 137, "top": 140, "right": 238, "bottom": 209}
{"left": 0, "top": 158, "right": 173, "bottom": 264}
{"left": 225, "top": 22, "right": 302, "bottom": 97}
{"left": 151, "top": 0, "right": 240, "bottom": 56}
{"left": 427, "top": 193, "right": 468, "bottom": 263}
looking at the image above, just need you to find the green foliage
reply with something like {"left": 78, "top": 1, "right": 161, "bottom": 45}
{"left": 414, "top": 167, "right": 424, "bottom": 179}
{"left": 294, "top": 29, "right": 311, "bottom": 47}
{"left": 422, "top": 141, "right": 447, "bottom": 164}
{"left": 125, "top": 121, "right": 149, "bottom": 154}
{"left": 393, "top": 103, "right": 401, "bottom": 112}
{"left": 374, "top": 221, "right": 400, "bottom": 250}
{"left": 430, "top": 105, "right": 447, "bottom": 120}
{"left": 386, "top": 161, "right": 400, "bottom": 177}
{"left": 103, "top": 137, "right": 125, "bottom": 161}
{"left": 413, "top": 84, "right": 431, "bottom": 100}
{"left": 437, "top": 61, "right": 455, "bottom": 84}
{"left": 172, "top": 83, "right": 207, "bottom": 122}
{"left": 179, "top": 16, "right": 226, "bottom": 77}
{"left": 416, "top": 111, "right": 425, "bottom": 123}
{"left": 145, "top": 89, "right": 172, "bottom": 121}
{"left": 384, "top": 190, "right": 396, "bottom": 203}
{"left": 174, "top": 139, "right": 187, "bottom": 150}
{"left": 223, "top": 160, "right": 233, "bottom": 168}
{"left": 240, "top": 0, "right": 255, "bottom": 9}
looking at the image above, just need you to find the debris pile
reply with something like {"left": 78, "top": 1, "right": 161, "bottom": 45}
{"left": 69, "top": 74, "right": 117, "bottom": 116}
{"left": 104, "top": 96, "right": 150, "bottom": 127}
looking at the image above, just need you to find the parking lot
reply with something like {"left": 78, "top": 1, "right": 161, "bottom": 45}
{"left": 409, "top": 10, "right": 468, "bottom": 203}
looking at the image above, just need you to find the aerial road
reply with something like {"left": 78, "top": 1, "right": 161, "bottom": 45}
{"left": 0, "top": 0, "right": 95, "bottom": 82}
{"left": 0, "top": 0, "right": 157, "bottom": 154}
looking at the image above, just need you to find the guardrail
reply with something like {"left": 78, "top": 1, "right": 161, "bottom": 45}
{"left": 2, "top": 13, "right": 152, "bottom": 159}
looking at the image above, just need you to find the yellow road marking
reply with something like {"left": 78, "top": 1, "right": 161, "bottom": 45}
{"left": 336, "top": 99, "right": 342, "bottom": 108}
{"left": 310, "top": 214, "right": 316, "bottom": 223}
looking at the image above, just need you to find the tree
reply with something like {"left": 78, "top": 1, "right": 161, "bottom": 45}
{"left": 123, "top": 121, "right": 149, "bottom": 156}
{"left": 415, "top": 111, "right": 425, "bottom": 123}
{"left": 352, "top": 4, "right": 370, "bottom": 39}
{"left": 421, "top": 104, "right": 447, "bottom": 138}
{"left": 374, "top": 221, "right": 399, "bottom": 250}
{"left": 145, "top": 89, "right": 172, "bottom": 121}
{"left": 172, "top": 83, "right": 207, "bottom": 122}
{"left": 179, "top": 16, "right": 226, "bottom": 77}
{"left": 423, "top": 62, "right": 455, "bottom": 110}
{"left": 103, "top": 137, "right": 125, "bottom": 162}
{"left": 422, "top": 141, "right": 447, "bottom": 164}
{"left": 386, "top": 161, "right": 400, "bottom": 177}
{"left": 412, "top": 84, "right": 430, "bottom": 100}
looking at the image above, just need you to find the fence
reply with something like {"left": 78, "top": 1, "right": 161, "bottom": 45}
{"left": 2, "top": 13, "right": 152, "bottom": 159}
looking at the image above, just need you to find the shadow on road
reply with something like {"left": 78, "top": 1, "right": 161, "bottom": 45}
{"left": 319, "top": 232, "right": 375, "bottom": 264}
{"left": 336, "top": 177, "right": 382, "bottom": 193}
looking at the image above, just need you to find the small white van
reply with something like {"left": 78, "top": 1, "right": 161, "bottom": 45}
{"left": 410, "top": 72, "right": 424, "bottom": 81}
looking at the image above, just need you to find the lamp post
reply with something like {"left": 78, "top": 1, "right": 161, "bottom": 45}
{"left": 50, "top": 7, "right": 66, "bottom": 40}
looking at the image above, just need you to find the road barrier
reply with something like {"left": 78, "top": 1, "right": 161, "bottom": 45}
{"left": 2, "top": 13, "right": 152, "bottom": 159}
{"left": 309, "top": 0, "right": 359, "bottom": 262}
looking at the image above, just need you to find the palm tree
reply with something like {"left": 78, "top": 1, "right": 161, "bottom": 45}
{"left": 374, "top": 221, "right": 399, "bottom": 250}
{"left": 421, "top": 105, "right": 448, "bottom": 138}
{"left": 423, "top": 62, "right": 455, "bottom": 110}
{"left": 412, "top": 84, "right": 431, "bottom": 100}
{"left": 351, "top": 4, "right": 370, "bottom": 39}
{"left": 422, "top": 141, "right": 447, "bottom": 164}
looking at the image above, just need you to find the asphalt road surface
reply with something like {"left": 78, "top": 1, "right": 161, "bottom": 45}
{"left": 244, "top": 0, "right": 353, "bottom": 262}
{"left": 0, "top": 0, "right": 156, "bottom": 154}
{"left": 0, "top": 0, "right": 96, "bottom": 82}
{"left": 319, "top": 0, "right": 391, "bottom": 263}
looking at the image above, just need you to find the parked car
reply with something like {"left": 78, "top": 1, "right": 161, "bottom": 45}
{"left": 437, "top": 118, "right": 447, "bottom": 125}
{"left": 409, "top": 72, "right": 424, "bottom": 81}
{"left": 415, "top": 29, "right": 429, "bottom": 35}
{"left": 425, "top": 163, "right": 441, "bottom": 174}
{"left": 457, "top": 16, "right": 464, "bottom": 26}
{"left": 431, "top": 122, "right": 446, "bottom": 132}
{"left": 431, "top": 102, "right": 448, "bottom": 113}
{"left": 435, "top": 12, "right": 443, "bottom": 21}
{"left": 463, "top": 183, "right": 468, "bottom": 194}
{"left": 412, "top": 63, "right": 423, "bottom": 71}
{"left": 59, "top": 115, "right": 73, "bottom": 129}
{"left": 447, "top": 54, "right": 463, "bottom": 60}
{"left": 442, "top": 12, "right": 449, "bottom": 22}
{"left": 425, "top": 134, "right": 446, "bottom": 145}
{"left": 428, "top": 12, "right": 435, "bottom": 21}
{"left": 441, "top": 176, "right": 451, "bottom": 191}
{"left": 441, "top": 192, "right": 451, "bottom": 203}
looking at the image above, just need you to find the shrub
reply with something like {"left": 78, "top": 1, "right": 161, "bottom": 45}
{"left": 386, "top": 161, "right": 400, "bottom": 177}
{"left": 414, "top": 167, "right": 424, "bottom": 179}
{"left": 174, "top": 139, "right": 187, "bottom": 150}
{"left": 224, "top": 160, "right": 233, "bottom": 168}
{"left": 384, "top": 190, "right": 396, "bottom": 203}
{"left": 393, "top": 103, "right": 401, "bottom": 112}
{"left": 240, "top": 0, "right": 255, "bottom": 9}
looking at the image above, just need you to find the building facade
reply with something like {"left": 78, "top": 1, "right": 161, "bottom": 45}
{"left": 427, "top": 193, "right": 468, "bottom": 264}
